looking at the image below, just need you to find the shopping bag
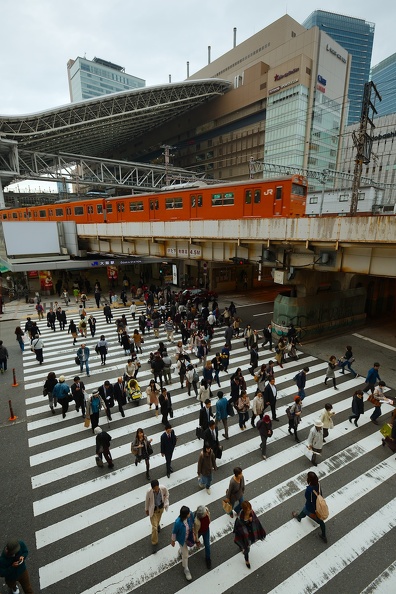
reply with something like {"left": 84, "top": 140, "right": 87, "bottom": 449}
{"left": 222, "top": 499, "right": 232, "bottom": 514}
{"left": 380, "top": 423, "right": 392, "bottom": 438}
{"left": 84, "top": 417, "right": 91, "bottom": 428}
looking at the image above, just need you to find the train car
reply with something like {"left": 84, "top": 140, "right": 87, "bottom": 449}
{"left": 306, "top": 186, "right": 386, "bottom": 216}
{"left": 0, "top": 175, "right": 307, "bottom": 224}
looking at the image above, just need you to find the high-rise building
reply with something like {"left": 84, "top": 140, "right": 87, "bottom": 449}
{"left": 67, "top": 56, "right": 145, "bottom": 102}
{"left": 370, "top": 54, "right": 396, "bottom": 117}
{"left": 303, "top": 10, "right": 374, "bottom": 125}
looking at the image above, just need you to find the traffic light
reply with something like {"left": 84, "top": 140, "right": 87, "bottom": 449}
{"left": 159, "top": 267, "right": 163, "bottom": 275}
{"left": 229, "top": 257, "right": 248, "bottom": 265}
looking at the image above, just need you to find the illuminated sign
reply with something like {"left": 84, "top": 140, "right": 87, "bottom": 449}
{"left": 269, "top": 78, "right": 299, "bottom": 95}
{"left": 326, "top": 44, "right": 346, "bottom": 63}
{"left": 316, "top": 84, "right": 326, "bottom": 93}
{"left": 274, "top": 67, "right": 299, "bottom": 81}
{"left": 318, "top": 75, "right": 327, "bottom": 86}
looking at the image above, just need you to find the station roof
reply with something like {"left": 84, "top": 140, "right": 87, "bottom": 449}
{"left": 0, "top": 79, "right": 231, "bottom": 156}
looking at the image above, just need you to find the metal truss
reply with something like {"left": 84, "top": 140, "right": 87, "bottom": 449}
{"left": 16, "top": 150, "right": 210, "bottom": 191}
{"left": 0, "top": 80, "right": 231, "bottom": 157}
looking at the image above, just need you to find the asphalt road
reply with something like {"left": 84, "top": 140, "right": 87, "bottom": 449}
{"left": 0, "top": 290, "right": 395, "bottom": 594}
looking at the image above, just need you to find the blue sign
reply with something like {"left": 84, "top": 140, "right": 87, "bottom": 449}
{"left": 318, "top": 75, "right": 327, "bottom": 86}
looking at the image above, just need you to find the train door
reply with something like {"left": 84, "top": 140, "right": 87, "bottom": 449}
{"left": 149, "top": 198, "right": 159, "bottom": 220}
{"left": 115, "top": 201, "right": 125, "bottom": 221}
{"left": 243, "top": 189, "right": 253, "bottom": 216}
{"left": 273, "top": 185, "right": 283, "bottom": 216}
{"left": 86, "top": 204, "right": 95, "bottom": 222}
{"left": 190, "top": 193, "right": 203, "bottom": 218}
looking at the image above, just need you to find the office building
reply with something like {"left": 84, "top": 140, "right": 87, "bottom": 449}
{"left": 303, "top": 10, "right": 374, "bottom": 125}
{"left": 67, "top": 56, "right": 145, "bottom": 102}
{"left": 370, "top": 54, "right": 396, "bottom": 118}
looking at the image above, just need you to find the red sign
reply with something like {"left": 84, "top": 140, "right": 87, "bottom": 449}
{"left": 28, "top": 270, "right": 39, "bottom": 278}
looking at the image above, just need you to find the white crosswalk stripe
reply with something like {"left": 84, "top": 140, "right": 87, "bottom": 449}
{"left": 21, "top": 305, "right": 396, "bottom": 593}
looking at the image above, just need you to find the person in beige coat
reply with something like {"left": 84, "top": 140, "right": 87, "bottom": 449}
{"left": 145, "top": 479, "right": 169, "bottom": 551}
{"left": 319, "top": 403, "right": 335, "bottom": 441}
{"left": 193, "top": 505, "right": 212, "bottom": 569}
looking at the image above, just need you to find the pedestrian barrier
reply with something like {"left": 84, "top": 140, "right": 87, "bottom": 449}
{"left": 12, "top": 367, "right": 19, "bottom": 387}
{"left": 8, "top": 399, "right": 17, "bottom": 421}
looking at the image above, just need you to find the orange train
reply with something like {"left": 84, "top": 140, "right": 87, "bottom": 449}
{"left": 1, "top": 175, "right": 307, "bottom": 224}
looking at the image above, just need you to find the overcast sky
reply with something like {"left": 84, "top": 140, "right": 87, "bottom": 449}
{"left": 1, "top": 0, "right": 394, "bottom": 116}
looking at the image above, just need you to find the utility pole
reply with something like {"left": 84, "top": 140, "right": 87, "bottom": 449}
{"left": 350, "top": 81, "right": 381, "bottom": 215}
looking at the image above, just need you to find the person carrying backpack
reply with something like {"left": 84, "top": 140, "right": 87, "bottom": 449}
{"left": 292, "top": 471, "right": 328, "bottom": 544}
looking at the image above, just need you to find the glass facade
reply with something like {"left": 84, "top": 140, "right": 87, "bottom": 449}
{"left": 68, "top": 57, "right": 145, "bottom": 102}
{"left": 303, "top": 10, "right": 374, "bottom": 125}
{"left": 370, "top": 54, "right": 396, "bottom": 117}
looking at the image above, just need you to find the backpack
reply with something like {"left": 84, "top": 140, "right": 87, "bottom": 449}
{"left": 285, "top": 406, "right": 294, "bottom": 420}
{"left": 179, "top": 362, "right": 186, "bottom": 376}
{"left": 293, "top": 372, "right": 300, "bottom": 383}
{"left": 226, "top": 398, "right": 235, "bottom": 417}
{"left": 313, "top": 487, "right": 329, "bottom": 520}
{"left": 193, "top": 369, "right": 199, "bottom": 383}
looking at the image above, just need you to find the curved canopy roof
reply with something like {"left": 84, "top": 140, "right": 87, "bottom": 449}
{"left": 0, "top": 79, "right": 231, "bottom": 156}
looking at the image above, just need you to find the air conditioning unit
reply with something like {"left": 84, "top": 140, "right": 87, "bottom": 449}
{"left": 61, "top": 247, "right": 68, "bottom": 255}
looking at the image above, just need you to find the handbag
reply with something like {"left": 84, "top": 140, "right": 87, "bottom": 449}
{"left": 146, "top": 442, "right": 153, "bottom": 456}
{"left": 43, "top": 387, "right": 48, "bottom": 397}
{"left": 380, "top": 423, "right": 392, "bottom": 438}
{"left": 75, "top": 356, "right": 80, "bottom": 365}
{"left": 367, "top": 394, "right": 381, "bottom": 406}
{"left": 196, "top": 426, "right": 204, "bottom": 440}
{"left": 84, "top": 417, "right": 91, "bottom": 428}
{"left": 215, "top": 445, "right": 223, "bottom": 459}
{"left": 222, "top": 499, "right": 233, "bottom": 514}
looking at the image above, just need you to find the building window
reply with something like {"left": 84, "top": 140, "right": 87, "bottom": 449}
{"left": 309, "top": 197, "right": 318, "bottom": 204}
{"left": 358, "top": 192, "right": 365, "bottom": 201}
{"left": 306, "top": 67, "right": 311, "bottom": 75}
{"left": 339, "top": 194, "right": 349, "bottom": 202}
{"left": 165, "top": 198, "right": 183, "bottom": 209}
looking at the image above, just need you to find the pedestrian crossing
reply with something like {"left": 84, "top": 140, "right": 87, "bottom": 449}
{"left": 21, "top": 305, "right": 396, "bottom": 593}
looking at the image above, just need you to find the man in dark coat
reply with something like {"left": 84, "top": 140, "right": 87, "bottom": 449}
{"left": 98, "top": 380, "right": 114, "bottom": 420}
{"left": 160, "top": 423, "right": 177, "bottom": 478}
{"left": 103, "top": 304, "right": 112, "bottom": 324}
{"left": 70, "top": 375, "right": 86, "bottom": 417}
{"left": 47, "top": 308, "right": 56, "bottom": 331}
{"left": 199, "top": 398, "right": 214, "bottom": 432}
{"left": 113, "top": 377, "right": 127, "bottom": 418}
{"left": 56, "top": 307, "right": 67, "bottom": 330}
{"left": 263, "top": 378, "right": 279, "bottom": 421}
{"left": 94, "top": 426, "right": 114, "bottom": 468}
{"left": 203, "top": 419, "right": 220, "bottom": 455}
{"left": 261, "top": 323, "right": 273, "bottom": 349}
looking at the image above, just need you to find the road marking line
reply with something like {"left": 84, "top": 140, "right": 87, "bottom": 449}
{"left": 353, "top": 333, "right": 396, "bottom": 353}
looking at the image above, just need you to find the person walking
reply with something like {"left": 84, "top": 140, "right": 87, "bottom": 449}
{"left": 292, "top": 471, "right": 328, "bottom": 543}
{"left": 256, "top": 414, "right": 273, "bottom": 460}
{"left": 233, "top": 501, "right": 266, "bottom": 569}
{"left": 225, "top": 467, "right": 245, "bottom": 517}
{"left": 113, "top": 377, "right": 127, "bottom": 418}
{"left": 162, "top": 350, "right": 173, "bottom": 385}
{"left": 14, "top": 327, "right": 25, "bottom": 353}
{"left": 70, "top": 376, "right": 86, "bottom": 418}
{"left": 199, "top": 398, "right": 214, "bottom": 433}
{"left": 94, "top": 426, "right": 114, "bottom": 469}
{"left": 263, "top": 377, "right": 279, "bottom": 421}
{"left": 76, "top": 343, "right": 90, "bottom": 376}
{"left": 47, "top": 308, "right": 56, "bottom": 331}
{"left": 88, "top": 315, "right": 97, "bottom": 338}
{"left": 43, "top": 371, "right": 58, "bottom": 414}
{"left": 369, "top": 380, "right": 388, "bottom": 425}
{"left": 133, "top": 329, "right": 143, "bottom": 354}
{"left": 307, "top": 420, "right": 324, "bottom": 466}
{"left": 294, "top": 367, "right": 309, "bottom": 400}
{"left": 145, "top": 479, "right": 169, "bottom": 553}
{"left": 160, "top": 423, "right": 177, "bottom": 478}
{"left": 320, "top": 403, "right": 335, "bottom": 441}
{"left": 197, "top": 444, "right": 217, "bottom": 494}
{"left": 250, "top": 391, "right": 265, "bottom": 428}
{"left": 171, "top": 506, "right": 195, "bottom": 582}
{"left": 236, "top": 391, "right": 250, "bottom": 430}
{"left": 0, "top": 539, "right": 34, "bottom": 594}
{"left": 288, "top": 396, "right": 302, "bottom": 442}
{"left": 0, "top": 341, "right": 9, "bottom": 373}
{"left": 96, "top": 335, "right": 109, "bottom": 366}
{"left": 215, "top": 390, "right": 229, "bottom": 440}
{"left": 56, "top": 307, "right": 67, "bottom": 331}
{"left": 146, "top": 379, "right": 160, "bottom": 417}
{"left": 151, "top": 352, "right": 164, "bottom": 389}
{"left": 249, "top": 344, "right": 259, "bottom": 375}
{"left": 363, "top": 362, "right": 381, "bottom": 394}
{"left": 348, "top": 390, "right": 365, "bottom": 427}
{"left": 339, "top": 345, "right": 358, "bottom": 377}
{"left": 193, "top": 505, "right": 212, "bottom": 569}
{"left": 221, "top": 344, "right": 230, "bottom": 371}
{"left": 31, "top": 335, "right": 44, "bottom": 365}
{"left": 324, "top": 356, "right": 338, "bottom": 390}
{"left": 87, "top": 389, "right": 105, "bottom": 433}
{"left": 68, "top": 319, "right": 78, "bottom": 345}
{"left": 186, "top": 364, "right": 199, "bottom": 396}
{"left": 98, "top": 380, "right": 114, "bottom": 421}
{"left": 203, "top": 419, "right": 220, "bottom": 456}
{"left": 131, "top": 428, "right": 153, "bottom": 480}
{"left": 130, "top": 301, "right": 136, "bottom": 321}
{"left": 159, "top": 387, "right": 173, "bottom": 425}
{"left": 275, "top": 337, "right": 287, "bottom": 368}
{"left": 164, "top": 317, "right": 175, "bottom": 342}
{"left": 52, "top": 375, "right": 71, "bottom": 418}
{"left": 261, "top": 323, "right": 273, "bottom": 349}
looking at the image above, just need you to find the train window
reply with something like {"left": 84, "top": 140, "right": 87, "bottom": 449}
{"left": 223, "top": 192, "right": 234, "bottom": 206}
{"left": 87, "top": 205, "right": 94, "bottom": 214}
{"left": 254, "top": 190, "right": 261, "bottom": 204}
{"left": 27, "top": 211, "right": 32, "bottom": 219}
{"left": 155, "top": 200, "right": 159, "bottom": 210}
{"left": 197, "top": 194, "right": 203, "bottom": 207}
{"left": 165, "top": 198, "right": 183, "bottom": 209}
{"left": 291, "top": 183, "right": 306, "bottom": 196}
{"left": 309, "top": 197, "right": 318, "bottom": 204}
{"left": 39, "top": 210, "right": 46, "bottom": 218}
{"left": 339, "top": 194, "right": 349, "bottom": 202}
{"left": 275, "top": 186, "right": 283, "bottom": 200}
{"left": 74, "top": 206, "right": 84, "bottom": 215}
{"left": 245, "top": 190, "right": 252, "bottom": 204}
{"left": 129, "top": 201, "right": 144, "bottom": 211}
{"left": 117, "top": 203, "right": 125, "bottom": 212}
{"left": 97, "top": 204, "right": 103, "bottom": 214}
{"left": 33, "top": 211, "right": 38, "bottom": 218}
{"left": 212, "top": 193, "right": 222, "bottom": 206}
{"left": 55, "top": 208, "right": 64, "bottom": 217}
{"left": 66, "top": 207, "right": 72, "bottom": 215}
{"left": 48, "top": 209, "right": 53, "bottom": 216}
{"left": 12, "top": 212, "right": 18, "bottom": 219}
{"left": 106, "top": 203, "right": 113, "bottom": 213}
{"left": 150, "top": 201, "right": 155, "bottom": 210}
{"left": 23, "top": 212, "right": 27, "bottom": 219}
{"left": 191, "top": 195, "right": 196, "bottom": 208}
{"left": 2, "top": 214, "right": 6, "bottom": 219}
